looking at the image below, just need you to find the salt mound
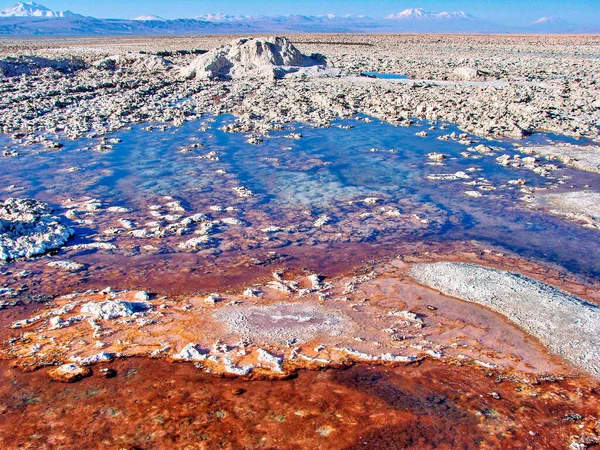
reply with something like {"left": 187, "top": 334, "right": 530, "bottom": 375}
{"left": 410, "top": 262, "right": 600, "bottom": 378}
{"left": 453, "top": 66, "right": 479, "bottom": 81}
{"left": 181, "top": 36, "right": 327, "bottom": 80}
{"left": 81, "top": 299, "right": 150, "bottom": 320}
{"left": 0, "top": 198, "right": 73, "bottom": 262}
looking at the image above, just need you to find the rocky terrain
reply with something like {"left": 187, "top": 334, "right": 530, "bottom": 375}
{"left": 0, "top": 34, "right": 598, "bottom": 141}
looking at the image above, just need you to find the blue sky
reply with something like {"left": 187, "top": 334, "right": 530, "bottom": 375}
{"left": 7, "top": 0, "right": 600, "bottom": 26}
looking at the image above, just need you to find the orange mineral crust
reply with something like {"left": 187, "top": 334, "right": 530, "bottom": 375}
{"left": 2, "top": 250, "right": 600, "bottom": 449}
{"left": 2, "top": 257, "right": 584, "bottom": 378}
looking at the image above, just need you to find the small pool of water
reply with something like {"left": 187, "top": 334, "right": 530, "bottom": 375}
{"left": 360, "top": 72, "right": 408, "bottom": 80}
{"left": 2, "top": 115, "right": 600, "bottom": 279}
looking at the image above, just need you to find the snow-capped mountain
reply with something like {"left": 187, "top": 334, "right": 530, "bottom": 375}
{"left": 382, "top": 8, "right": 492, "bottom": 32}
{"left": 386, "top": 8, "right": 474, "bottom": 21}
{"left": 133, "top": 15, "right": 167, "bottom": 21}
{"left": 195, "top": 14, "right": 251, "bottom": 22}
{"left": 0, "top": 1, "right": 81, "bottom": 17}
{"left": 532, "top": 17, "right": 566, "bottom": 25}
{"left": 529, "top": 17, "right": 580, "bottom": 33}
{"left": 436, "top": 11, "right": 474, "bottom": 20}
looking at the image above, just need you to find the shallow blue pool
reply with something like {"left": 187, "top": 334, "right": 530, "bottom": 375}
{"left": 1, "top": 114, "right": 600, "bottom": 278}
{"left": 360, "top": 72, "right": 409, "bottom": 80}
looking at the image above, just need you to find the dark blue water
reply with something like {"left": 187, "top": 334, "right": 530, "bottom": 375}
{"left": 2, "top": 114, "right": 600, "bottom": 278}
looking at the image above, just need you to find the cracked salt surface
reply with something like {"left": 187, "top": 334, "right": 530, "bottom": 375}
{"left": 214, "top": 303, "right": 346, "bottom": 343}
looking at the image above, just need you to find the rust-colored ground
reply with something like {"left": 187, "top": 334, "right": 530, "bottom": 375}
{"left": 5, "top": 238, "right": 600, "bottom": 303}
{"left": 0, "top": 358, "right": 598, "bottom": 449}
{"left": 2, "top": 243, "right": 600, "bottom": 449}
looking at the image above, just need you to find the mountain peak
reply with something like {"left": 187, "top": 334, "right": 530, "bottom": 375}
{"left": 529, "top": 16, "right": 577, "bottom": 32}
{"left": 133, "top": 15, "right": 166, "bottom": 21}
{"left": 387, "top": 8, "right": 428, "bottom": 19}
{"left": 386, "top": 8, "right": 474, "bottom": 21}
{"left": 532, "top": 16, "right": 568, "bottom": 25}
{"left": 195, "top": 13, "right": 250, "bottom": 22}
{"left": 0, "top": 1, "right": 82, "bottom": 17}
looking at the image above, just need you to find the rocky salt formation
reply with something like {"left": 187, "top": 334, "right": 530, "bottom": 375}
{"left": 0, "top": 35, "right": 598, "bottom": 140}
{"left": 80, "top": 299, "right": 151, "bottom": 320}
{"left": 518, "top": 144, "right": 600, "bottom": 174}
{"left": 47, "top": 363, "right": 91, "bottom": 383}
{"left": 0, "top": 55, "right": 86, "bottom": 77}
{"left": 452, "top": 66, "right": 480, "bottom": 81}
{"left": 0, "top": 198, "right": 73, "bottom": 262}
{"left": 181, "top": 36, "right": 329, "bottom": 80}
{"left": 93, "top": 54, "right": 173, "bottom": 72}
{"left": 410, "top": 262, "right": 600, "bottom": 378}
{"left": 529, "top": 191, "right": 600, "bottom": 230}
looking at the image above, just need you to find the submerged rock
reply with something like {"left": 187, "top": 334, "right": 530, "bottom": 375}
{"left": 47, "top": 260, "right": 85, "bottom": 272}
{"left": 0, "top": 198, "right": 73, "bottom": 262}
{"left": 181, "top": 36, "right": 328, "bottom": 80}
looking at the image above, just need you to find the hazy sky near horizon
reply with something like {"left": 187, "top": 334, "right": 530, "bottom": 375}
{"left": 5, "top": 0, "right": 600, "bottom": 26}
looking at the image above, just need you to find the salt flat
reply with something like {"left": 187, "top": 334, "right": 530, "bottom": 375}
{"left": 1, "top": 33, "right": 600, "bottom": 450}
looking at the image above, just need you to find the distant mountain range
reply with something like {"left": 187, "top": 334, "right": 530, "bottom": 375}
{"left": 386, "top": 8, "right": 475, "bottom": 21}
{"left": 133, "top": 15, "right": 166, "bottom": 22}
{"left": 0, "top": 3, "right": 597, "bottom": 36}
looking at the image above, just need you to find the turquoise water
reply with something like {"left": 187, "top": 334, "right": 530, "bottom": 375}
{"left": 360, "top": 72, "right": 408, "bottom": 79}
{"left": 2, "top": 114, "right": 600, "bottom": 277}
